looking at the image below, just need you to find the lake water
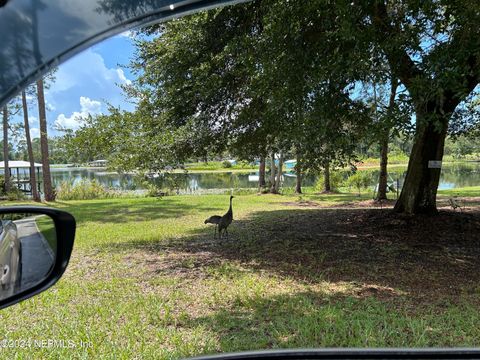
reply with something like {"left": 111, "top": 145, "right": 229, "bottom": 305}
{"left": 3, "top": 162, "right": 480, "bottom": 194}
{"left": 54, "top": 162, "right": 480, "bottom": 193}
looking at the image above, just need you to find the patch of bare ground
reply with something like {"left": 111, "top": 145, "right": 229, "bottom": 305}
{"left": 66, "top": 249, "right": 116, "bottom": 281}
{"left": 354, "top": 284, "right": 402, "bottom": 299}
{"left": 125, "top": 250, "right": 223, "bottom": 280}
{"left": 437, "top": 196, "right": 480, "bottom": 210}
{"left": 282, "top": 199, "right": 398, "bottom": 209}
{"left": 282, "top": 200, "right": 322, "bottom": 207}
{"left": 332, "top": 199, "right": 397, "bottom": 208}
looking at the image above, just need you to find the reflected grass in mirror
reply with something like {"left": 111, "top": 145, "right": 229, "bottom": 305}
{"left": 35, "top": 215, "right": 57, "bottom": 253}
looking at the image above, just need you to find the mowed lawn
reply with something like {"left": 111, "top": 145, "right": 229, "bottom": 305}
{"left": 0, "top": 189, "right": 480, "bottom": 359}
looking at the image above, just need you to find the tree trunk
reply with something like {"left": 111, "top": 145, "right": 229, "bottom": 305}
{"left": 323, "top": 161, "right": 331, "bottom": 192}
{"left": 376, "top": 77, "right": 398, "bottom": 201}
{"left": 258, "top": 156, "right": 266, "bottom": 189}
{"left": 269, "top": 152, "right": 277, "bottom": 193}
{"left": 37, "top": 78, "right": 55, "bottom": 201}
{"left": 393, "top": 114, "right": 448, "bottom": 214}
{"left": 22, "top": 91, "right": 41, "bottom": 202}
{"left": 368, "top": 1, "right": 479, "bottom": 215}
{"left": 295, "top": 152, "right": 302, "bottom": 194}
{"left": 2, "top": 107, "right": 10, "bottom": 193}
{"left": 274, "top": 152, "right": 284, "bottom": 193}
{"left": 376, "top": 130, "right": 389, "bottom": 201}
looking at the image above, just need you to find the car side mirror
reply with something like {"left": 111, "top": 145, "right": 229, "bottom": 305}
{"left": 0, "top": 206, "right": 75, "bottom": 310}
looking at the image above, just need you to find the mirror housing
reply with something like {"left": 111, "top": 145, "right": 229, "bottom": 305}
{"left": 0, "top": 206, "right": 75, "bottom": 310}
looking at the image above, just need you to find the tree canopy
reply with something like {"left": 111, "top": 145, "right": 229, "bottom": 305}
{"left": 60, "top": 0, "right": 480, "bottom": 214}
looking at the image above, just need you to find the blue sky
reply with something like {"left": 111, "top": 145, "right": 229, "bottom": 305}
{"left": 22, "top": 32, "right": 137, "bottom": 139}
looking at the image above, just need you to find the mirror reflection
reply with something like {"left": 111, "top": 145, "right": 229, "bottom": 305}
{"left": 0, "top": 213, "right": 56, "bottom": 301}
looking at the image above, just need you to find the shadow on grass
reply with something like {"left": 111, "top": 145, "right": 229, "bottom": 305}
{"left": 184, "top": 290, "right": 480, "bottom": 352}
{"left": 102, "top": 205, "right": 480, "bottom": 302}
{"left": 302, "top": 192, "right": 373, "bottom": 203}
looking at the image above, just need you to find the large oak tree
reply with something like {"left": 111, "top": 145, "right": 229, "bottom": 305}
{"left": 64, "top": 0, "right": 480, "bottom": 215}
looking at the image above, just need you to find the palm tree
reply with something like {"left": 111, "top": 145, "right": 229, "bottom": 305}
{"left": 36, "top": 78, "right": 55, "bottom": 201}
{"left": 2, "top": 107, "right": 11, "bottom": 193}
{"left": 22, "top": 90, "right": 40, "bottom": 202}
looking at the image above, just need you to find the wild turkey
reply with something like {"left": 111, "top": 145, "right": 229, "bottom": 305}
{"left": 218, "top": 195, "right": 234, "bottom": 239}
{"left": 204, "top": 215, "right": 222, "bottom": 238}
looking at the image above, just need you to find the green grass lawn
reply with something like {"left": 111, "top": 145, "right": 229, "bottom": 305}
{"left": 0, "top": 188, "right": 479, "bottom": 359}
{"left": 35, "top": 215, "right": 57, "bottom": 252}
{"left": 439, "top": 186, "right": 480, "bottom": 197}
{"left": 184, "top": 161, "right": 257, "bottom": 172}
{"left": 356, "top": 155, "right": 480, "bottom": 168}
{"left": 182, "top": 158, "right": 479, "bottom": 172}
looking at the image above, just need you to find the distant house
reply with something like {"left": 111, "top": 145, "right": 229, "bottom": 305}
{"left": 225, "top": 159, "right": 237, "bottom": 166}
{"left": 89, "top": 159, "right": 108, "bottom": 167}
{"left": 0, "top": 160, "right": 42, "bottom": 194}
{"left": 284, "top": 159, "right": 296, "bottom": 171}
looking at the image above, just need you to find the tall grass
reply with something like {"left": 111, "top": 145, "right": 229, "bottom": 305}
{"left": 56, "top": 180, "right": 131, "bottom": 200}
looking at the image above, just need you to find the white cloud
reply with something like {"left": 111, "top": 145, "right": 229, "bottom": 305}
{"left": 48, "top": 49, "right": 132, "bottom": 95}
{"left": 41, "top": 46, "right": 135, "bottom": 137}
{"left": 55, "top": 96, "right": 102, "bottom": 130}
{"left": 55, "top": 113, "right": 85, "bottom": 130}
{"left": 116, "top": 69, "right": 132, "bottom": 85}
{"left": 80, "top": 96, "right": 101, "bottom": 113}
{"left": 30, "top": 128, "right": 40, "bottom": 139}
{"left": 28, "top": 116, "right": 38, "bottom": 126}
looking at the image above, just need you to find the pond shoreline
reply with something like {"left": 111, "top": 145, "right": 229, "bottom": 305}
{"left": 7, "top": 161, "right": 478, "bottom": 196}
{"left": 50, "top": 158, "right": 480, "bottom": 173}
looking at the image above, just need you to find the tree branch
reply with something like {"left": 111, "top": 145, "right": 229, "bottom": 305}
{"left": 369, "top": 1, "right": 427, "bottom": 95}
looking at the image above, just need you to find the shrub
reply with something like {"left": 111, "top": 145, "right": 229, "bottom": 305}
{"left": 238, "top": 160, "right": 255, "bottom": 169}
{"left": 0, "top": 176, "right": 26, "bottom": 200}
{"left": 222, "top": 160, "right": 232, "bottom": 168}
{"left": 231, "top": 188, "right": 257, "bottom": 195}
{"left": 346, "top": 171, "right": 373, "bottom": 195}
{"left": 315, "top": 171, "right": 344, "bottom": 192}
{"left": 56, "top": 179, "right": 125, "bottom": 200}
{"left": 259, "top": 186, "right": 270, "bottom": 194}
{"left": 144, "top": 182, "right": 171, "bottom": 197}
{"left": 5, "top": 188, "right": 26, "bottom": 201}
